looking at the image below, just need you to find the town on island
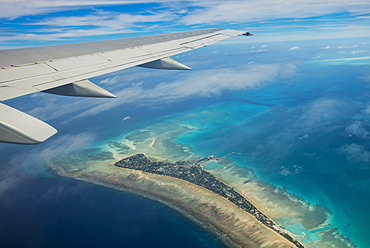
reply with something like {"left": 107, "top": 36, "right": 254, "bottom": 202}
{"left": 115, "top": 153, "right": 304, "bottom": 248}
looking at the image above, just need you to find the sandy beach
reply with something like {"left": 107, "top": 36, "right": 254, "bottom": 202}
{"left": 47, "top": 117, "right": 356, "bottom": 248}
{"left": 50, "top": 157, "right": 297, "bottom": 248}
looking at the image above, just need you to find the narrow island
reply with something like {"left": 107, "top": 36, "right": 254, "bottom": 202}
{"left": 49, "top": 104, "right": 357, "bottom": 248}
{"left": 51, "top": 152, "right": 301, "bottom": 248}
{"left": 115, "top": 153, "right": 304, "bottom": 248}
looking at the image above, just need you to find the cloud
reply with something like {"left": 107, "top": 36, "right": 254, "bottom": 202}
{"left": 180, "top": 1, "right": 370, "bottom": 25}
{"left": 0, "top": 173, "right": 20, "bottom": 200}
{"left": 3, "top": 0, "right": 370, "bottom": 22}
{"left": 122, "top": 116, "right": 131, "bottom": 121}
{"left": 339, "top": 143, "right": 370, "bottom": 166}
{"left": 363, "top": 103, "right": 370, "bottom": 113}
{"left": 289, "top": 46, "right": 300, "bottom": 50}
{"left": 248, "top": 97, "right": 349, "bottom": 165}
{"left": 13, "top": 132, "right": 96, "bottom": 166}
{"left": 0, "top": 131, "right": 94, "bottom": 201}
{"left": 297, "top": 98, "right": 345, "bottom": 130}
{"left": 32, "top": 10, "right": 176, "bottom": 31}
{"left": 0, "top": 0, "right": 165, "bottom": 19}
{"left": 346, "top": 121, "right": 370, "bottom": 138}
{"left": 280, "top": 166, "right": 291, "bottom": 176}
{"left": 76, "top": 63, "right": 297, "bottom": 117}
{"left": 2, "top": 0, "right": 370, "bottom": 47}
{"left": 18, "top": 63, "right": 295, "bottom": 122}
{"left": 25, "top": 93, "right": 95, "bottom": 121}
{"left": 279, "top": 164, "right": 303, "bottom": 176}
{"left": 0, "top": 9, "right": 179, "bottom": 43}
{"left": 337, "top": 45, "right": 361, "bottom": 49}
{"left": 100, "top": 76, "right": 120, "bottom": 85}
{"left": 298, "top": 134, "right": 309, "bottom": 140}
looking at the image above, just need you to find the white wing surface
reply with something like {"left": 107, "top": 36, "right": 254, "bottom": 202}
{"left": 0, "top": 28, "right": 251, "bottom": 144}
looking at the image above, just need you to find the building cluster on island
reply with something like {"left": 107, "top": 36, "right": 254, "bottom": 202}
{"left": 114, "top": 153, "right": 304, "bottom": 248}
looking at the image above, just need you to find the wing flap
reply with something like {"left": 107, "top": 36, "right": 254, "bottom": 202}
{"left": 46, "top": 54, "right": 111, "bottom": 72}
{"left": 0, "top": 103, "right": 57, "bottom": 144}
{"left": 0, "top": 86, "right": 37, "bottom": 100}
{"left": 99, "top": 48, "right": 149, "bottom": 61}
{"left": 139, "top": 42, "right": 186, "bottom": 54}
{"left": 0, "top": 63, "right": 56, "bottom": 83}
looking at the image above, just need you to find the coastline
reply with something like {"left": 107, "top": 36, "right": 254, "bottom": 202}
{"left": 47, "top": 104, "right": 358, "bottom": 248}
{"left": 50, "top": 158, "right": 297, "bottom": 248}
{"left": 114, "top": 153, "right": 304, "bottom": 247}
{"left": 204, "top": 160, "right": 356, "bottom": 248}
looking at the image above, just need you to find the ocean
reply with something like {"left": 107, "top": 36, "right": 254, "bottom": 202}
{"left": 172, "top": 56, "right": 370, "bottom": 247}
{"left": 1, "top": 38, "right": 370, "bottom": 247}
{"left": 0, "top": 171, "right": 224, "bottom": 248}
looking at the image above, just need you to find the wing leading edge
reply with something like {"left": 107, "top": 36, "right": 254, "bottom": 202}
{"left": 0, "top": 29, "right": 252, "bottom": 144}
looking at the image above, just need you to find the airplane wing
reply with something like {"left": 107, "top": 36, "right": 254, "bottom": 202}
{"left": 0, "top": 28, "right": 251, "bottom": 144}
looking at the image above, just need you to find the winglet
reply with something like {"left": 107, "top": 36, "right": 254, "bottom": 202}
{"left": 0, "top": 103, "right": 57, "bottom": 144}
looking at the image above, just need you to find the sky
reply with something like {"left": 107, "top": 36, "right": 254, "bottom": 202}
{"left": 1, "top": 0, "right": 370, "bottom": 50}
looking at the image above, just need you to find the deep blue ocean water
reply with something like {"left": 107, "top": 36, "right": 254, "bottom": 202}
{"left": 0, "top": 171, "right": 224, "bottom": 248}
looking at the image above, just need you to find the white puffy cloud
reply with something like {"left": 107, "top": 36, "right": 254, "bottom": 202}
{"left": 20, "top": 62, "right": 295, "bottom": 122}
{"left": 32, "top": 10, "right": 176, "bottom": 31}
{"left": 181, "top": 0, "right": 370, "bottom": 24}
{"left": 0, "top": 0, "right": 168, "bottom": 19}
{"left": 0, "top": 9, "right": 178, "bottom": 43}
{"left": 1, "top": 0, "right": 370, "bottom": 45}
{"left": 76, "top": 63, "right": 297, "bottom": 117}
{"left": 3, "top": 0, "right": 370, "bottom": 22}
